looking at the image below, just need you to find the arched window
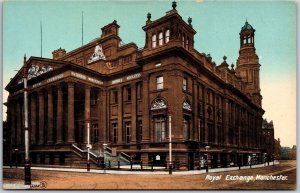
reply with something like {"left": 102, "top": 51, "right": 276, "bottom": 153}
{"left": 152, "top": 34, "right": 157, "bottom": 48}
{"left": 158, "top": 32, "right": 163, "bottom": 46}
{"left": 165, "top": 29, "right": 170, "bottom": 43}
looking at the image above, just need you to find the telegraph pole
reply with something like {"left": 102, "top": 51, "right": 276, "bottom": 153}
{"left": 23, "top": 55, "right": 31, "bottom": 185}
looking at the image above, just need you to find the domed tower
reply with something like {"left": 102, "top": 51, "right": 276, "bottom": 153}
{"left": 236, "top": 20, "right": 262, "bottom": 106}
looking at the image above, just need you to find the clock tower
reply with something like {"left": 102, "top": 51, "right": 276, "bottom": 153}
{"left": 236, "top": 20, "right": 262, "bottom": 106}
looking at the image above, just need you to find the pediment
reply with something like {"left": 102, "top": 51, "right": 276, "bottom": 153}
{"left": 7, "top": 57, "right": 66, "bottom": 89}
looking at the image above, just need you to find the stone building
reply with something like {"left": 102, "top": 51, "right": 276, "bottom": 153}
{"left": 262, "top": 119, "right": 275, "bottom": 162}
{"left": 4, "top": 1, "right": 265, "bottom": 169}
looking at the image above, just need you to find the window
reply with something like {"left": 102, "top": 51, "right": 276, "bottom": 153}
{"left": 207, "top": 92, "right": 210, "bottom": 104}
{"left": 165, "top": 29, "right": 170, "bottom": 43}
{"left": 183, "top": 77, "right": 187, "bottom": 91}
{"left": 152, "top": 34, "right": 157, "bottom": 48}
{"left": 186, "top": 37, "right": 189, "bottom": 49}
{"left": 91, "top": 90, "right": 97, "bottom": 105}
{"left": 126, "top": 87, "right": 131, "bottom": 101}
{"left": 113, "top": 90, "right": 118, "bottom": 104}
{"left": 158, "top": 32, "right": 163, "bottom": 46}
{"left": 182, "top": 34, "right": 185, "bottom": 47}
{"left": 137, "top": 83, "right": 142, "bottom": 99}
{"left": 156, "top": 76, "right": 163, "bottom": 90}
{"left": 113, "top": 123, "right": 118, "bottom": 144}
{"left": 125, "top": 122, "right": 131, "bottom": 144}
{"left": 92, "top": 124, "right": 98, "bottom": 143}
{"left": 183, "top": 117, "right": 189, "bottom": 140}
{"left": 155, "top": 116, "right": 166, "bottom": 142}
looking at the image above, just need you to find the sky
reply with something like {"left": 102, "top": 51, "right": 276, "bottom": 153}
{"left": 2, "top": 0, "right": 297, "bottom": 147}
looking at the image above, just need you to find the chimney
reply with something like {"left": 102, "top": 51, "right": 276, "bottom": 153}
{"left": 52, "top": 48, "right": 66, "bottom": 59}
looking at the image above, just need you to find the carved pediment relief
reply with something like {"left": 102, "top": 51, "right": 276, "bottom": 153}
{"left": 13, "top": 59, "right": 65, "bottom": 86}
{"left": 88, "top": 44, "right": 106, "bottom": 64}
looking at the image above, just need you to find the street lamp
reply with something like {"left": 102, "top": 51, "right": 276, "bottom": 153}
{"left": 103, "top": 143, "right": 107, "bottom": 173}
{"left": 205, "top": 146, "right": 210, "bottom": 173}
{"left": 23, "top": 55, "right": 31, "bottom": 185}
{"left": 168, "top": 114, "right": 172, "bottom": 175}
{"left": 86, "top": 112, "right": 91, "bottom": 172}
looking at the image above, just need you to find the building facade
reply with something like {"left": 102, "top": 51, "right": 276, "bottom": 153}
{"left": 4, "top": 2, "right": 265, "bottom": 169}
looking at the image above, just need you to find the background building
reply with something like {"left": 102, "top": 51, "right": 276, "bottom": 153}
{"left": 4, "top": 2, "right": 266, "bottom": 170}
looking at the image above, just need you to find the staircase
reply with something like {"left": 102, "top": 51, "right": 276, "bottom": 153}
{"left": 71, "top": 144, "right": 131, "bottom": 169}
{"left": 71, "top": 144, "right": 102, "bottom": 168}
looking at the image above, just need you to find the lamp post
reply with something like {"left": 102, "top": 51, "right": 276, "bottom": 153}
{"left": 168, "top": 114, "right": 172, "bottom": 175}
{"left": 23, "top": 55, "right": 31, "bottom": 185}
{"left": 86, "top": 112, "right": 91, "bottom": 172}
{"left": 103, "top": 143, "right": 107, "bottom": 173}
{"left": 205, "top": 146, "right": 210, "bottom": 173}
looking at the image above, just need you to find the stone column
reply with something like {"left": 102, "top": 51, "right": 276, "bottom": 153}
{"left": 192, "top": 78, "right": 198, "bottom": 141}
{"left": 10, "top": 102, "right": 16, "bottom": 146}
{"left": 142, "top": 75, "right": 150, "bottom": 142}
{"left": 213, "top": 93, "right": 218, "bottom": 145}
{"left": 56, "top": 84, "right": 63, "bottom": 144}
{"left": 131, "top": 83, "right": 137, "bottom": 144}
{"left": 38, "top": 91, "right": 45, "bottom": 144}
{"left": 47, "top": 88, "right": 53, "bottom": 144}
{"left": 67, "top": 82, "right": 75, "bottom": 143}
{"left": 30, "top": 94, "right": 36, "bottom": 144}
{"left": 203, "top": 87, "right": 208, "bottom": 144}
{"left": 84, "top": 85, "right": 90, "bottom": 144}
{"left": 16, "top": 100, "right": 21, "bottom": 145}
{"left": 99, "top": 89, "right": 107, "bottom": 143}
{"left": 117, "top": 86, "right": 123, "bottom": 144}
{"left": 223, "top": 98, "right": 229, "bottom": 146}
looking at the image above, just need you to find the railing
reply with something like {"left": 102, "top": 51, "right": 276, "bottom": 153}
{"left": 71, "top": 144, "right": 102, "bottom": 167}
{"left": 120, "top": 152, "right": 131, "bottom": 163}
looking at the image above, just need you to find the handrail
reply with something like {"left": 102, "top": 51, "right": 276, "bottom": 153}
{"left": 120, "top": 152, "right": 131, "bottom": 160}
{"left": 72, "top": 144, "right": 87, "bottom": 152}
{"left": 89, "top": 150, "right": 101, "bottom": 158}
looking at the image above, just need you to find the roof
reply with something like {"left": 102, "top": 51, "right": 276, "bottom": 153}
{"left": 241, "top": 21, "right": 254, "bottom": 31}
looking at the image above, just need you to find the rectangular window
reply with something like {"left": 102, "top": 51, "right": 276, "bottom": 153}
{"left": 158, "top": 32, "right": 163, "bottom": 46}
{"left": 125, "top": 122, "right": 131, "bottom": 144}
{"left": 113, "top": 123, "right": 118, "bottom": 144}
{"left": 155, "top": 117, "right": 166, "bottom": 142}
{"left": 186, "top": 37, "right": 189, "bottom": 49}
{"left": 183, "top": 117, "right": 190, "bottom": 140}
{"left": 127, "top": 87, "right": 131, "bottom": 101}
{"left": 207, "top": 92, "right": 210, "bottom": 104}
{"left": 152, "top": 34, "right": 157, "bottom": 48}
{"left": 183, "top": 77, "right": 187, "bottom": 91}
{"left": 165, "top": 30, "right": 170, "bottom": 43}
{"left": 113, "top": 90, "right": 118, "bottom": 104}
{"left": 156, "top": 76, "right": 164, "bottom": 90}
{"left": 92, "top": 124, "right": 98, "bottom": 143}
{"left": 91, "top": 90, "right": 97, "bottom": 105}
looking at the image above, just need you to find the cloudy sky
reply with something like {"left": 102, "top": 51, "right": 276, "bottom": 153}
{"left": 2, "top": 0, "right": 296, "bottom": 147}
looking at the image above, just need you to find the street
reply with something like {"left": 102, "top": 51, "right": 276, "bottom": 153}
{"left": 3, "top": 160, "right": 296, "bottom": 190}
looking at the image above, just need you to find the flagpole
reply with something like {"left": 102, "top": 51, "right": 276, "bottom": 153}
{"left": 40, "top": 21, "right": 42, "bottom": 57}
{"left": 82, "top": 11, "right": 83, "bottom": 46}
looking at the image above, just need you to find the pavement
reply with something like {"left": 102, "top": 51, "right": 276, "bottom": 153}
{"left": 3, "top": 161, "right": 279, "bottom": 175}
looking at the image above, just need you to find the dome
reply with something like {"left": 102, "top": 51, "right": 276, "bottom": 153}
{"left": 241, "top": 21, "right": 253, "bottom": 31}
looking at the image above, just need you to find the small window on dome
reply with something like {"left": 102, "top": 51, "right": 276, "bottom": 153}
{"left": 165, "top": 29, "right": 170, "bottom": 43}
{"left": 152, "top": 34, "right": 157, "bottom": 48}
{"left": 158, "top": 32, "right": 163, "bottom": 46}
